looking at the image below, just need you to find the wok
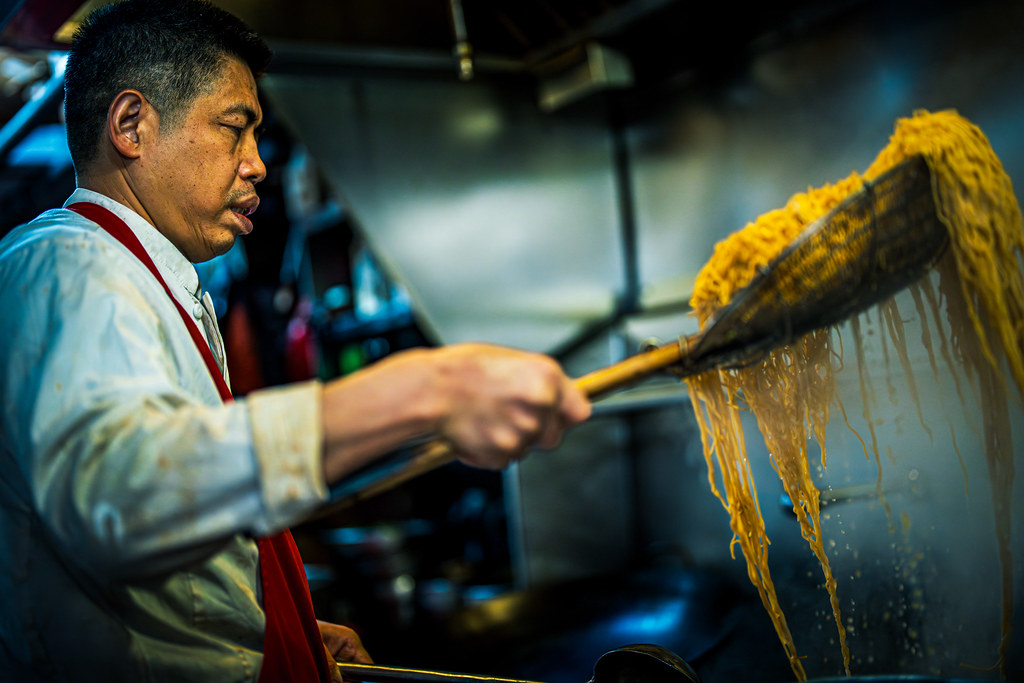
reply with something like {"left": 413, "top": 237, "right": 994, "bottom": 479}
{"left": 338, "top": 642, "right": 700, "bottom": 683}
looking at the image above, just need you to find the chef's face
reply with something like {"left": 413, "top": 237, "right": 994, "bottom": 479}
{"left": 139, "top": 57, "right": 266, "bottom": 262}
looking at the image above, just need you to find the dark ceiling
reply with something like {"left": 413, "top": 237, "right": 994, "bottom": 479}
{"left": 212, "top": 0, "right": 867, "bottom": 88}
{"left": 1, "top": 0, "right": 868, "bottom": 86}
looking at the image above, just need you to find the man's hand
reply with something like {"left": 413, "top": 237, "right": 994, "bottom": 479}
{"left": 429, "top": 344, "right": 591, "bottom": 468}
{"left": 320, "top": 343, "right": 592, "bottom": 483}
{"left": 318, "top": 620, "right": 372, "bottom": 683}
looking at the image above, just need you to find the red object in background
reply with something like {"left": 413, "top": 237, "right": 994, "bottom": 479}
{"left": 224, "top": 301, "right": 267, "bottom": 396}
{"left": 1, "top": 0, "right": 84, "bottom": 50}
{"left": 285, "top": 298, "right": 319, "bottom": 382}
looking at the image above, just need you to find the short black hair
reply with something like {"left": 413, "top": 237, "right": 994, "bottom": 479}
{"left": 64, "top": 0, "right": 272, "bottom": 173}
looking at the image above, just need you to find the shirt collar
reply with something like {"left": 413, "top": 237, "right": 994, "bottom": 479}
{"left": 64, "top": 188, "right": 201, "bottom": 298}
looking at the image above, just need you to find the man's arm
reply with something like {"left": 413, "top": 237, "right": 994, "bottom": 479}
{"left": 319, "top": 343, "right": 592, "bottom": 483}
{"left": 0, "top": 221, "right": 589, "bottom": 578}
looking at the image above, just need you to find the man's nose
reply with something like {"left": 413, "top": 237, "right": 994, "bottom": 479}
{"left": 241, "top": 137, "right": 267, "bottom": 184}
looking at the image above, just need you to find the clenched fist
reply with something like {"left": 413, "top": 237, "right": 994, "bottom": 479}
{"left": 320, "top": 343, "right": 592, "bottom": 482}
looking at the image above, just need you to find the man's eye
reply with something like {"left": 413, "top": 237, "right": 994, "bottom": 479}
{"left": 223, "top": 124, "right": 243, "bottom": 137}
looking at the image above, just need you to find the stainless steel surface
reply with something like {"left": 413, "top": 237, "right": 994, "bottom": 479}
{"left": 262, "top": 73, "right": 623, "bottom": 350}
{"left": 538, "top": 42, "right": 634, "bottom": 112}
{"left": 337, "top": 662, "right": 543, "bottom": 683}
{"left": 504, "top": 2, "right": 1024, "bottom": 680}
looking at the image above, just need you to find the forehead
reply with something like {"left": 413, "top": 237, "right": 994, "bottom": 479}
{"left": 190, "top": 57, "right": 262, "bottom": 122}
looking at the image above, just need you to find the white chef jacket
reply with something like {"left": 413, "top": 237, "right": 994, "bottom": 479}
{"left": 0, "top": 189, "right": 328, "bottom": 681}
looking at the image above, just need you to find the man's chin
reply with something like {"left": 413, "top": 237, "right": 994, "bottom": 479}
{"left": 193, "top": 234, "right": 239, "bottom": 263}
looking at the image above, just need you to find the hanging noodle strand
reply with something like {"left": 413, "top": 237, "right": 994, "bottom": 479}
{"left": 685, "top": 110, "right": 1022, "bottom": 680}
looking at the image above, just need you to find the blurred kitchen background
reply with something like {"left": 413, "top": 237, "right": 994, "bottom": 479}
{"left": 1, "top": 0, "right": 1023, "bottom": 681}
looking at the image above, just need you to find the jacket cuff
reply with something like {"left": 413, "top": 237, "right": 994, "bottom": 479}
{"left": 247, "top": 380, "right": 327, "bottom": 532}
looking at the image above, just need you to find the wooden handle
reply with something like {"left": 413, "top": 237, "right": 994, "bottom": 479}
{"left": 318, "top": 339, "right": 687, "bottom": 515}
{"left": 573, "top": 339, "right": 686, "bottom": 399}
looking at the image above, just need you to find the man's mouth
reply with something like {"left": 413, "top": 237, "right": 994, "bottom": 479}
{"left": 228, "top": 196, "right": 259, "bottom": 235}
{"left": 230, "top": 196, "right": 260, "bottom": 217}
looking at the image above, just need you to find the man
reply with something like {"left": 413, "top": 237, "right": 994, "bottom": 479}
{"left": 0, "top": 1, "right": 591, "bottom": 681}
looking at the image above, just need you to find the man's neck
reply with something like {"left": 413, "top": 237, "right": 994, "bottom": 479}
{"left": 76, "top": 170, "right": 155, "bottom": 229}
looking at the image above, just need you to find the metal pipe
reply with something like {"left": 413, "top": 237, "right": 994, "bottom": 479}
{"left": 447, "top": 0, "right": 474, "bottom": 80}
{"left": 0, "top": 67, "right": 65, "bottom": 163}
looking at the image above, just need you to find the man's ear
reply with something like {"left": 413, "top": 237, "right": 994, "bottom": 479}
{"left": 106, "top": 90, "right": 154, "bottom": 159}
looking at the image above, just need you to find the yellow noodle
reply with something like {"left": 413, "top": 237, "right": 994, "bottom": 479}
{"left": 685, "top": 110, "right": 1022, "bottom": 679}
{"left": 909, "top": 283, "right": 971, "bottom": 495}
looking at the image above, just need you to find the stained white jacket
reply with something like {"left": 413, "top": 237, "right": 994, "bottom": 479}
{"left": 0, "top": 189, "right": 327, "bottom": 681}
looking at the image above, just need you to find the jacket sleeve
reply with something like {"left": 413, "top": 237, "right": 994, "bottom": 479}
{"left": 0, "top": 223, "right": 327, "bottom": 580}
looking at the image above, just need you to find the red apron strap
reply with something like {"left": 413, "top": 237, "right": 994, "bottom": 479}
{"left": 68, "top": 202, "right": 233, "bottom": 402}
{"left": 255, "top": 533, "right": 332, "bottom": 683}
{"left": 68, "top": 201, "right": 330, "bottom": 682}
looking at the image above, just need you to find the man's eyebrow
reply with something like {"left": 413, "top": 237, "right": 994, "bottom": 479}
{"left": 221, "top": 103, "right": 261, "bottom": 126}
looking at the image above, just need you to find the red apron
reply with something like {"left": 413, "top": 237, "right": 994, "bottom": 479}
{"left": 68, "top": 202, "right": 330, "bottom": 682}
